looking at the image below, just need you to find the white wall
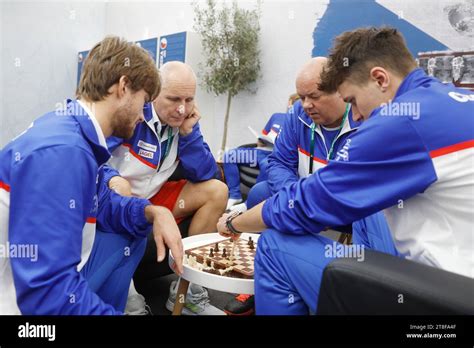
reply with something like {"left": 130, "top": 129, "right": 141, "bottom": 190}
{"left": 1, "top": 0, "right": 472, "bottom": 152}
{"left": 0, "top": 1, "right": 106, "bottom": 147}
{"left": 104, "top": 0, "right": 324, "bottom": 155}
{"left": 0, "top": 1, "right": 4, "bottom": 146}
{"left": 0, "top": 0, "right": 326, "bottom": 152}
{"left": 212, "top": 0, "right": 326, "bottom": 154}
{"left": 104, "top": 1, "right": 219, "bottom": 152}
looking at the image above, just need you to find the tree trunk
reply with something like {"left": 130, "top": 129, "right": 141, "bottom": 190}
{"left": 219, "top": 90, "right": 232, "bottom": 161}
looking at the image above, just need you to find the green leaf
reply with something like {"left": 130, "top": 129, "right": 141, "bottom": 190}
{"left": 193, "top": 0, "right": 262, "bottom": 151}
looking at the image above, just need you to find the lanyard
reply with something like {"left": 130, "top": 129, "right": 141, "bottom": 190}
{"left": 158, "top": 126, "right": 173, "bottom": 171}
{"left": 309, "top": 123, "right": 316, "bottom": 174}
{"left": 309, "top": 104, "right": 350, "bottom": 174}
{"left": 326, "top": 104, "right": 350, "bottom": 161}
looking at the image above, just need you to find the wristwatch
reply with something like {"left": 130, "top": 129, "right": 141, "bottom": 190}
{"left": 225, "top": 210, "right": 243, "bottom": 235}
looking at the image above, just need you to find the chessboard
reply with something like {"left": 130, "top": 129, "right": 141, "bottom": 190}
{"left": 185, "top": 237, "right": 257, "bottom": 279}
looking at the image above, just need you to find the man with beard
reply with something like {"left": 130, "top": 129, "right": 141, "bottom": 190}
{"left": 0, "top": 36, "right": 184, "bottom": 314}
{"left": 103, "top": 61, "right": 227, "bottom": 315}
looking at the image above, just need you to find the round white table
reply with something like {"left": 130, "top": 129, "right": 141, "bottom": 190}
{"left": 169, "top": 232, "right": 259, "bottom": 315}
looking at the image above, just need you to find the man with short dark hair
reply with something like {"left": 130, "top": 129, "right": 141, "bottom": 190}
{"left": 224, "top": 56, "right": 396, "bottom": 316}
{"left": 217, "top": 27, "right": 474, "bottom": 314}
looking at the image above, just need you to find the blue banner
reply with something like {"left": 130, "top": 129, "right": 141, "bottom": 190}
{"left": 158, "top": 32, "right": 187, "bottom": 67}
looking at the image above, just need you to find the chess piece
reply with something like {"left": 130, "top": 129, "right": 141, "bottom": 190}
{"left": 247, "top": 237, "right": 253, "bottom": 246}
{"left": 215, "top": 242, "right": 219, "bottom": 252}
{"left": 249, "top": 240, "right": 255, "bottom": 250}
{"left": 222, "top": 248, "right": 227, "bottom": 258}
{"left": 209, "top": 248, "right": 214, "bottom": 257}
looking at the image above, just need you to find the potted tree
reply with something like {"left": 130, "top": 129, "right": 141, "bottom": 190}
{"left": 193, "top": 0, "right": 262, "bottom": 159}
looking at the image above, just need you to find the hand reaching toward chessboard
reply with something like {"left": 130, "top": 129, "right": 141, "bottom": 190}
{"left": 217, "top": 213, "right": 240, "bottom": 241}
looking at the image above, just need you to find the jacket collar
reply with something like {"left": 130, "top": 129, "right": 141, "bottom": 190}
{"left": 298, "top": 104, "right": 360, "bottom": 141}
{"left": 146, "top": 102, "right": 179, "bottom": 140}
{"left": 67, "top": 99, "right": 111, "bottom": 166}
{"left": 394, "top": 68, "right": 434, "bottom": 99}
{"left": 367, "top": 68, "right": 434, "bottom": 119}
{"left": 76, "top": 99, "right": 107, "bottom": 148}
{"left": 143, "top": 102, "right": 159, "bottom": 136}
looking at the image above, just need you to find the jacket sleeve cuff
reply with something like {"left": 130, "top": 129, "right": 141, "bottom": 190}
{"left": 178, "top": 125, "right": 200, "bottom": 144}
{"left": 133, "top": 199, "right": 153, "bottom": 237}
{"left": 103, "top": 165, "right": 121, "bottom": 185}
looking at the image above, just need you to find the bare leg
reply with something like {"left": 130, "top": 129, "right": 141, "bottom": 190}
{"left": 172, "top": 179, "right": 228, "bottom": 236}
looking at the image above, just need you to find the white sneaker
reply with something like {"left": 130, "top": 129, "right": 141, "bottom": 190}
{"left": 165, "top": 280, "right": 225, "bottom": 315}
{"left": 226, "top": 198, "right": 243, "bottom": 210}
{"left": 125, "top": 293, "right": 153, "bottom": 315}
{"left": 229, "top": 202, "right": 247, "bottom": 213}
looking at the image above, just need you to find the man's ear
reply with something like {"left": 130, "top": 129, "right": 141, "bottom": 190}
{"left": 369, "top": 67, "right": 390, "bottom": 92}
{"left": 117, "top": 75, "right": 130, "bottom": 99}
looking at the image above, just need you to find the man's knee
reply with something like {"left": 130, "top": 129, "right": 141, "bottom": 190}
{"left": 255, "top": 230, "right": 279, "bottom": 272}
{"left": 255, "top": 230, "right": 331, "bottom": 315}
{"left": 204, "top": 179, "right": 228, "bottom": 202}
{"left": 255, "top": 229, "right": 281, "bottom": 268}
{"left": 257, "top": 228, "right": 286, "bottom": 250}
{"left": 257, "top": 229, "right": 335, "bottom": 264}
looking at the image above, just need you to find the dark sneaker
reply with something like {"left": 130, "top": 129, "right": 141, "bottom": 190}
{"left": 224, "top": 294, "right": 255, "bottom": 315}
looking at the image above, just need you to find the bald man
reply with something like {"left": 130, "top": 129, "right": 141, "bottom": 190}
{"left": 241, "top": 57, "right": 359, "bottom": 210}
{"left": 270, "top": 57, "right": 395, "bottom": 248}
{"left": 221, "top": 57, "right": 397, "bottom": 315}
{"left": 103, "top": 61, "right": 227, "bottom": 315}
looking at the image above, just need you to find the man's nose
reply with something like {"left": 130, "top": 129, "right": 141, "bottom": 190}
{"left": 303, "top": 98, "right": 313, "bottom": 110}
{"left": 177, "top": 104, "right": 185, "bottom": 115}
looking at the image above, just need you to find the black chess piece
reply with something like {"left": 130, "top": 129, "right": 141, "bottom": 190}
{"left": 215, "top": 243, "right": 219, "bottom": 252}
{"left": 222, "top": 248, "right": 227, "bottom": 258}
{"left": 247, "top": 237, "right": 253, "bottom": 246}
{"left": 209, "top": 248, "right": 214, "bottom": 257}
{"left": 249, "top": 240, "right": 255, "bottom": 250}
